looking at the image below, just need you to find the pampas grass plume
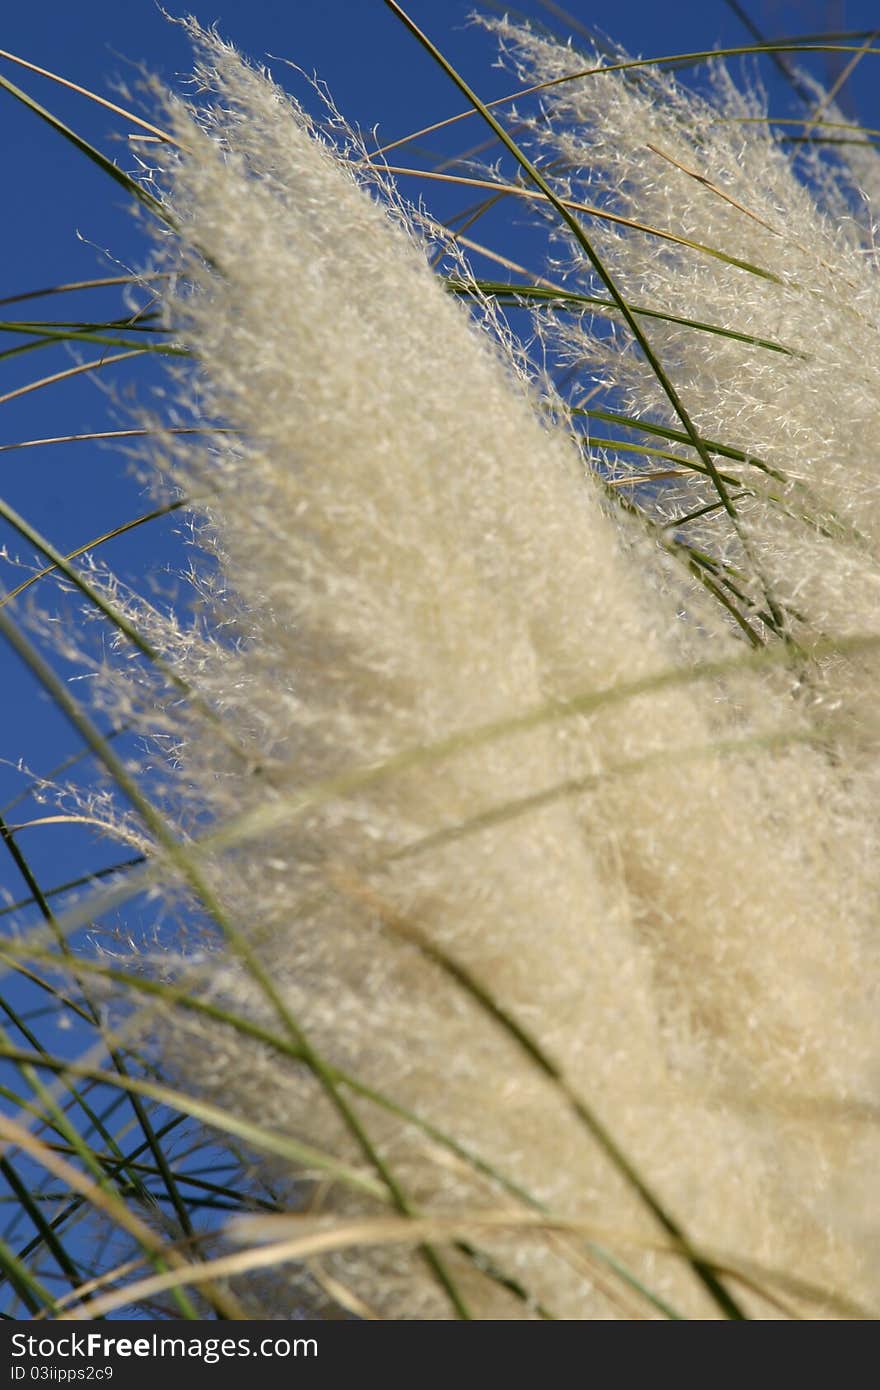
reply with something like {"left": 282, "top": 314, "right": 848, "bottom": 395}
{"left": 81, "top": 19, "right": 879, "bottom": 1319}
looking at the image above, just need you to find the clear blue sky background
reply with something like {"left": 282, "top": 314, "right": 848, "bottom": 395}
{"left": 0, "top": 0, "right": 876, "bottom": 1317}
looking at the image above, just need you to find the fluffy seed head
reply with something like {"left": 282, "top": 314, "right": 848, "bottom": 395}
{"left": 82, "top": 21, "right": 880, "bottom": 1318}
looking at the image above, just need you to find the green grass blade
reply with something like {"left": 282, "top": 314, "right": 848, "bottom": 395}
{"left": 383, "top": 1, "right": 788, "bottom": 648}
{"left": 448, "top": 279, "right": 801, "bottom": 355}
{"left": 0, "top": 71, "right": 169, "bottom": 223}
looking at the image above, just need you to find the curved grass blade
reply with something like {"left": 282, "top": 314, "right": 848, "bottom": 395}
{"left": 448, "top": 279, "right": 801, "bottom": 355}
{"left": 0, "top": 1047, "right": 387, "bottom": 1201}
{"left": 0, "top": 826, "right": 204, "bottom": 1313}
{"left": 383, "top": 2, "right": 790, "bottom": 649}
{"left": 0, "top": 499, "right": 189, "bottom": 609}
{"left": 384, "top": 165, "right": 782, "bottom": 283}
{"left": 0, "top": 1156, "right": 83, "bottom": 1298}
{"left": 0, "top": 491, "right": 184, "bottom": 680}
{"left": 0, "top": 858, "right": 146, "bottom": 920}
{"left": 0, "top": 1232, "right": 59, "bottom": 1316}
{"left": 0, "top": 427, "right": 227, "bottom": 456}
{"left": 0, "top": 321, "right": 185, "bottom": 356}
{"left": 372, "top": 43, "right": 880, "bottom": 160}
{"left": 0, "top": 71, "right": 170, "bottom": 223}
{"left": 13, "top": 625, "right": 878, "bottom": 962}
{"left": 0, "top": 1113, "right": 239, "bottom": 1319}
{"left": 0, "top": 47, "right": 177, "bottom": 145}
{"left": 0, "top": 274, "right": 170, "bottom": 312}
{"left": 0, "top": 349, "right": 148, "bottom": 408}
{"left": 16, "top": 947, "right": 684, "bottom": 1319}
{"left": 0, "top": 604, "right": 472, "bottom": 1319}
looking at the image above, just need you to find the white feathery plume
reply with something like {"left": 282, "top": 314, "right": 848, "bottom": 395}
{"left": 87, "top": 21, "right": 879, "bottom": 1318}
